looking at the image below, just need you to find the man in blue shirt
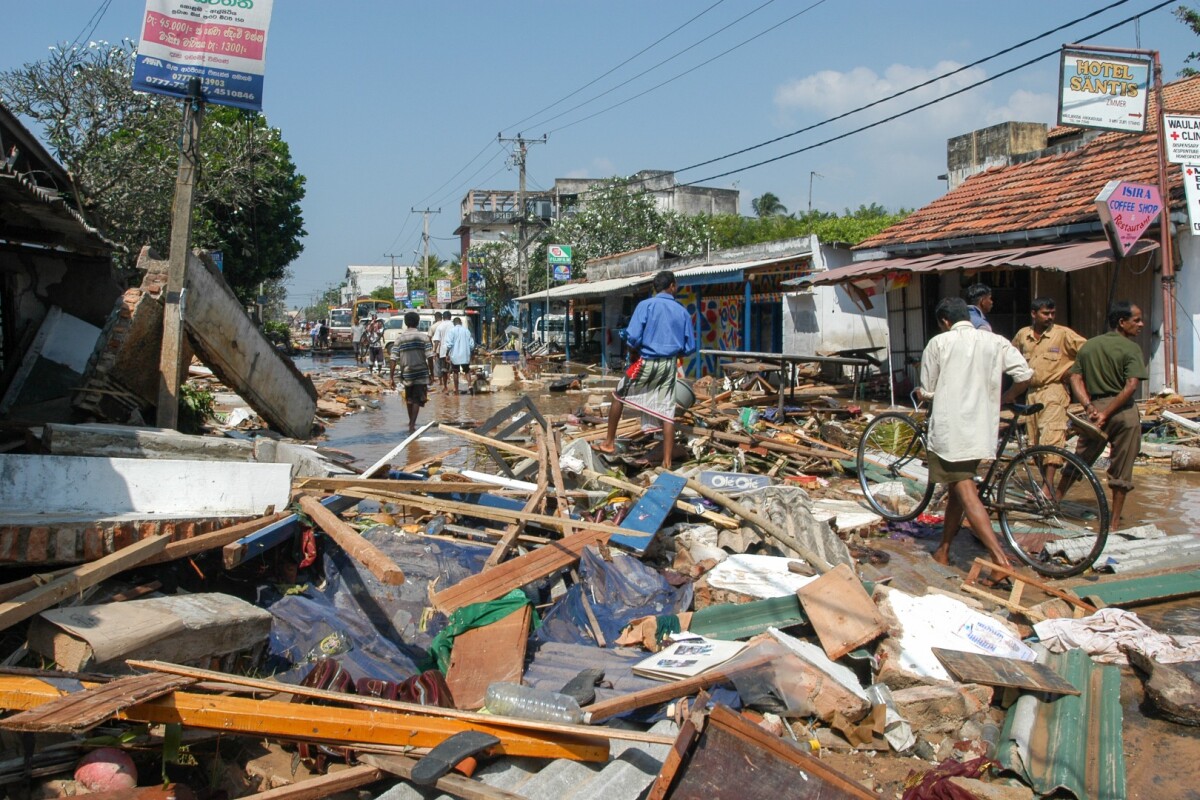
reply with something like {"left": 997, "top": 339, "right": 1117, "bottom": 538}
{"left": 966, "top": 283, "right": 993, "bottom": 332}
{"left": 597, "top": 270, "right": 696, "bottom": 469}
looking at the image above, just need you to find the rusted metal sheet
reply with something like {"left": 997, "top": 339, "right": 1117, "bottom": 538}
{"left": 997, "top": 648, "right": 1126, "bottom": 799}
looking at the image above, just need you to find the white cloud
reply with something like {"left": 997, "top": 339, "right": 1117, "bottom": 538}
{"left": 563, "top": 157, "right": 617, "bottom": 179}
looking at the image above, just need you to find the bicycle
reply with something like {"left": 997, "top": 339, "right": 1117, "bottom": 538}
{"left": 855, "top": 397, "right": 1110, "bottom": 577}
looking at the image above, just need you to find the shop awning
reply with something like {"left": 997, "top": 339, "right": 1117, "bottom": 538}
{"left": 514, "top": 274, "right": 653, "bottom": 303}
{"left": 785, "top": 239, "right": 1159, "bottom": 288}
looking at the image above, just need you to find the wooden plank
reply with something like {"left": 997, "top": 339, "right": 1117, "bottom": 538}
{"left": 141, "top": 511, "right": 289, "bottom": 566}
{"left": 0, "top": 534, "right": 168, "bottom": 633}
{"left": 240, "top": 765, "right": 386, "bottom": 800}
{"left": 665, "top": 704, "right": 876, "bottom": 799}
{"left": 403, "top": 446, "right": 461, "bottom": 472}
{"left": 224, "top": 494, "right": 358, "bottom": 568}
{"left": 362, "top": 753, "right": 528, "bottom": 800}
{"left": 545, "top": 428, "right": 571, "bottom": 519}
{"left": 432, "top": 528, "right": 611, "bottom": 613}
{"left": 445, "top": 605, "right": 531, "bottom": 710}
{"left": 0, "top": 567, "right": 75, "bottom": 603}
{"left": 297, "top": 478, "right": 499, "bottom": 495}
{"left": 484, "top": 433, "right": 549, "bottom": 570}
{"left": 0, "top": 676, "right": 609, "bottom": 762}
{"left": 608, "top": 472, "right": 686, "bottom": 554}
{"left": 359, "top": 422, "right": 436, "bottom": 478}
{"left": 582, "top": 653, "right": 772, "bottom": 724}
{"left": 795, "top": 563, "right": 886, "bottom": 660}
{"left": 298, "top": 495, "right": 405, "bottom": 585}
{"left": 964, "top": 559, "right": 1097, "bottom": 615}
{"left": 932, "top": 648, "right": 1081, "bottom": 696}
{"left": 0, "top": 673, "right": 194, "bottom": 733}
{"left": 127, "top": 660, "right": 674, "bottom": 746}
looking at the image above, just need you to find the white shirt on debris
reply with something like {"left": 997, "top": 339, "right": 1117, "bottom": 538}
{"left": 920, "top": 321, "right": 1033, "bottom": 462}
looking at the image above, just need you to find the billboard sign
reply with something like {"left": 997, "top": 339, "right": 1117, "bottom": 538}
{"left": 1094, "top": 179, "right": 1162, "bottom": 257}
{"left": 436, "top": 278, "right": 452, "bottom": 303}
{"left": 547, "top": 244, "right": 573, "bottom": 265}
{"left": 392, "top": 276, "right": 409, "bottom": 300}
{"left": 551, "top": 264, "right": 572, "bottom": 282}
{"left": 1183, "top": 166, "right": 1200, "bottom": 237}
{"left": 466, "top": 251, "right": 486, "bottom": 308}
{"left": 411, "top": 290, "right": 427, "bottom": 308}
{"left": 1164, "top": 115, "right": 1200, "bottom": 164}
{"left": 133, "top": 0, "right": 275, "bottom": 111}
{"left": 1058, "top": 50, "right": 1150, "bottom": 133}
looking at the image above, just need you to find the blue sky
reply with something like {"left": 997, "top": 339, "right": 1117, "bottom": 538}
{"left": 4, "top": 2, "right": 1198, "bottom": 308}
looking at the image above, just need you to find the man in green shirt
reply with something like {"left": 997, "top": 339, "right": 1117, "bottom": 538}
{"left": 1069, "top": 301, "right": 1148, "bottom": 532}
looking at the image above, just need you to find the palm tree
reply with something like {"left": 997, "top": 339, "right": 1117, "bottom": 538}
{"left": 752, "top": 192, "right": 788, "bottom": 218}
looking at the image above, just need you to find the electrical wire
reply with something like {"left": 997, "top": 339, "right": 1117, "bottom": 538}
{"left": 672, "top": 0, "right": 1136, "bottom": 177}
{"left": 524, "top": 0, "right": 788, "bottom": 133}
{"left": 501, "top": 0, "right": 729, "bottom": 134}
{"left": 69, "top": 0, "right": 114, "bottom": 51}
{"left": 681, "top": 0, "right": 1176, "bottom": 186}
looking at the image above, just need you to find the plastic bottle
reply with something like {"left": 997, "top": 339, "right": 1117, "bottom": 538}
{"left": 484, "top": 682, "right": 583, "bottom": 724}
{"left": 980, "top": 722, "right": 1001, "bottom": 758}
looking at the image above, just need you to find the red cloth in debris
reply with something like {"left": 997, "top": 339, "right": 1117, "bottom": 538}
{"left": 902, "top": 757, "right": 997, "bottom": 800}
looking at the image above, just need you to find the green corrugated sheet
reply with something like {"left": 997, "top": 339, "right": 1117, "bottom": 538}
{"left": 1081, "top": 569, "right": 1200, "bottom": 607}
{"left": 690, "top": 594, "right": 807, "bottom": 641}
{"left": 997, "top": 648, "right": 1125, "bottom": 800}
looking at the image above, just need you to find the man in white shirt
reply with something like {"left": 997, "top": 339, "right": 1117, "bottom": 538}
{"left": 429, "top": 312, "right": 451, "bottom": 392}
{"left": 919, "top": 297, "right": 1032, "bottom": 580}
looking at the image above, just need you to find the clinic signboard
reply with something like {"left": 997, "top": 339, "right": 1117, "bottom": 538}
{"left": 1058, "top": 49, "right": 1150, "bottom": 133}
{"left": 133, "top": 0, "right": 274, "bottom": 111}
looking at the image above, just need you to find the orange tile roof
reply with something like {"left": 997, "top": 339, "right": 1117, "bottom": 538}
{"left": 857, "top": 74, "right": 1200, "bottom": 251}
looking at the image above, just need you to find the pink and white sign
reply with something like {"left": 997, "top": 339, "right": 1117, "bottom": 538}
{"left": 1094, "top": 180, "right": 1162, "bottom": 257}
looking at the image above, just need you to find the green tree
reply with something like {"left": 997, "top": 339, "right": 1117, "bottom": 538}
{"left": 303, "top": 283, "right": 344, "bottom": 324}
{"left": 751, "top": 191, "right": 788, "bottom": 217}
{"left": 0, "top": 40, "right": 306, "bottom": 302}
{"left": 1179, "top": 5, "right": 1200, "bottom": 76}
{"left": 529, "top": 176, "right": 714, "bottom": 278}
{"left": 370, "top": 285, "right": 396, "bottom": 302}
{"left": 708, "top": 205, "right": 910, "bottom": 249}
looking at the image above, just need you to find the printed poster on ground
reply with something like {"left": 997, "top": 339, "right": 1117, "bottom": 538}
{"left": 133, "top": 0, "right": 275, "bottom": 111}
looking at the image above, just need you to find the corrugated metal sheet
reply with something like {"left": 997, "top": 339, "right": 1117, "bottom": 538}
{"left": 514, "top": 274, "right": 653, "bottom": 303}
{"left": 690, "top": 594, "right": 807, "bottom": 641}
{"left": 997, "top": 648, "right": 1126, "bottom": 800}
{"left": 1050, "top": 532, "right": 1200, "bottom": 574}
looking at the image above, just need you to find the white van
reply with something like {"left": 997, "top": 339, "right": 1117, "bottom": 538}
{"left": 532, "top": 314, "right": 576, "bottom": 346}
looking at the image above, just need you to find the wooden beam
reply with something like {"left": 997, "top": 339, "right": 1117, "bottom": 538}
{"left": 359, "top": 422, "right": 436, "bottom": 478}
{"left": 0, "top": 567, "right": 75, "bottom": 603}
{"left": 546, "top": 429, "right": 571, "bottom": 520}
{"left": 0, "top": 534, "right": 168, "bottom": 633}
{"left": 296, "top": 478, "right": 497, "bottom": 495}
{"left": 0, "top": 677, "right": 608, "bottom": 761}
{"left": 442, "top": 426, "right": 535, "bottom": 459}
{"left": 223, "top": 495, "right": 358, "bottom": 568}
{"left": 126, "top": 660, "right": 674, "bottom": 745}
{"left": 141, "top": 511, "right": 288, "bottom": 566}
{"left": 298, "top": 495, "right": 405, "bottom": 585}
{"left": 403, "top": 446, "right": 462, "bottom": 472}
{"left": 583, "top": 653, "right": 772, "bottom": 723}
{"left": 240, "top": 765, "right": 387, "bottom": 800}
{"left": 484, "top": 433, "right": 548, "bottom": 570}
{"left": 0, "top": 673, "right": 194, "bottom": 733}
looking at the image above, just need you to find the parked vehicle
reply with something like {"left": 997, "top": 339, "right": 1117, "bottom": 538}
{"left": 327, "top": 307, "right": 353, "bottom": 350}
{"left": 532, "top": 314, "right": 575, "bottom": 346}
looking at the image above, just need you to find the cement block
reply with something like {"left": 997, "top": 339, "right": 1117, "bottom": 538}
{"left": 890, "top": 683, "right": 993, "bottom": 736}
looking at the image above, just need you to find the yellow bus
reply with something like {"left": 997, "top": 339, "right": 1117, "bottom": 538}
{"left": 352, "top": 298, "right": 396, "bottom": 325}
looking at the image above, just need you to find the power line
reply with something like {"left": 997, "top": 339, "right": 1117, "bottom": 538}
{"left": 682, "top": 0, "right": 1176, "bottom": 186}
{"left": 501, "top": 0, "right": 729, "bottom": 134}
{"left": 672, "top": 0, "right": 1137, "bottom": 177}
{"left": 524, "top": 0, "right": 787, "bottom": 132}
{"left": 69, "top": 0, "right": 114, "bottom": 51}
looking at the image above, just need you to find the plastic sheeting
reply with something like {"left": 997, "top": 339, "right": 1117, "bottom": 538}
{"left": 536, "top": 546, "right": 692, "bottom": 647}
{"left": 264, "top": 523, "right": 492, "bottom": 683}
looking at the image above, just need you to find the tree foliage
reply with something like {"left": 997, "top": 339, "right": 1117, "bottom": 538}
{"left": 1179, "top": 5, "right": 1200, "bottom": 77}
{"left": 0, "top": 40, "right": 306, "bottom": 302}
{"left": 751, "top": 191, "right": 788, "bottom": 217}
{"left": 529, "top": 177, "right": 715, "bottom": 278}
{"left": 708, "top": 203, "right": 910, "bottom": 249}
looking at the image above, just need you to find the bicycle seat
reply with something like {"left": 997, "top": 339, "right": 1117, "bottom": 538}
{"left": 1009, "top": 402, "right": 1044, "bottom": 417}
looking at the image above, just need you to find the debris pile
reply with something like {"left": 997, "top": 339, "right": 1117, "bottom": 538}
{"left": 0, "top": 388, "right": 1195, "bottom": 799}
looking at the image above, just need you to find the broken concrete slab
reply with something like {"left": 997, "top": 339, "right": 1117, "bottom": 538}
{"left": 28, "top": 592, "right": 271, "bottom": 672}
{"left": 889, "top": 684, "right": 993, "bottom": 737}
{"left": 137, "top": 247, "right": 317, "bottom": 439}
{"left": 1123, "top": 645, "right": 1200, "bottom": 726}
{"left": 0, "top": 306, "right": 101, "bottom": 419}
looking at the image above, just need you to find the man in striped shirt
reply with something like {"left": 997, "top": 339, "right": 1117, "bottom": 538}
{"left": 389, "top": 311, "right": 434, "bottom": 432}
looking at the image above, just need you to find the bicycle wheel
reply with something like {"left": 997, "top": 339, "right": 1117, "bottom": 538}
{"left": 856, "top": 412, "right": 934, "bottom": 521}
{"left": 996, "top": 445, "right": 1110, "bottom": 577}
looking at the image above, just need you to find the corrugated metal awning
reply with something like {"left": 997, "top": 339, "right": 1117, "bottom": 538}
{"left": 514, "top": 274, "right": 653, "bottom": 303}
{"left": 673, "top": 254, "right": 812, "bottom": 285}
{"left": 785, "top": 239, "right": 1158, "bottom": 288}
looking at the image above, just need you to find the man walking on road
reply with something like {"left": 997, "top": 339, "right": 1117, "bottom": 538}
{"left": 443, "top": 316, "right": 475, "bottom": 394}
{"left": 430, "top": 311, "right": 451, "bottom": 392}
{"left": 1069, "top": 301, "right": 1148, "bottom": 533}
{"left": 351, "top": 318, "right": 365, "bottom": 364}
{"left": 1012, "top": 297, "right": 1087, "bottom": 495}
{"left": 597, "top": 270, "right": 696, "bottom": 469}
{"left": 365, "top": 315, "right": 384, "bottom": 374}
{"left": 920, "top": 298, "right": 1032, "bottom": 582}
{"left": 389, "top": 311, "right": 434, "bottom": 432}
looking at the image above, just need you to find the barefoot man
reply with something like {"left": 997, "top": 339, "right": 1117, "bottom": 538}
{"left": 920, "top": 297, "right": 1032, "bottom": 578}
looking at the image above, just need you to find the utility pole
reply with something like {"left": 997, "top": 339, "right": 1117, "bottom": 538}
{"left": 497, "top": 133, "right": 546, "bottom": 303}
{"left": 808, "top": 171, "right": 823, "bottom": 215}
{"left": 410, "top": 207, "right": 441, "bottom": 296}
{"left": 156, "top": 78, "right": 205, "bottom": 430}
{"left": 383, "top": 252, "right": 400, "bottom": 302}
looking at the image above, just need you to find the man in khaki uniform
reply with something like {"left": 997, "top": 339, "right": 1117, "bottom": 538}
{"left": 1011, "top": 297, "right": 1086, "bottom": 494}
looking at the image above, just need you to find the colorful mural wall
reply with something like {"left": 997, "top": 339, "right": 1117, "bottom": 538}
{"left": 677, "top": 286, "right": 742, "bottom": 376}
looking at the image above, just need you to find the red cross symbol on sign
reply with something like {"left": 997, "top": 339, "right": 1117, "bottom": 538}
{"left": 1172, "top": 130, "right": 1181, "bottom": 141}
